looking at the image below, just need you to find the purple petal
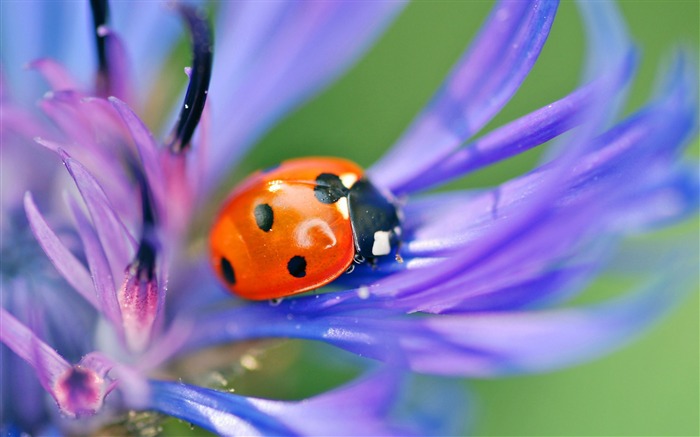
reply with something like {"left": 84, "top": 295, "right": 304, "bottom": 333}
{"left": 0, "top": 103, "right": 57, "bottom": 206}
{"left": 99, "top": 27, "right": 133, "bottom": 104}
{"left": 438, "top": 262, "right": 603, "bottom": 313}
{"left": 542, "top": 0, "right": 633, "bottom": 160}
{"left": 606, "top": 165, "right": 699, "bottom": 232}
{"left": 108, "top": 363, "right": 150, "bottom": 410}
{"left": 61, "top": 150, "right": 137, "bottom": 272}
{"left": 27, "top": 58, "right": 81, "bottom": 91}
{"left": 0, "top": 104, "right": 52, "bottom": 140}
{"left": 0, "top": 308, "right": 70, "bottom": 390}
{"left": 184, "top": 264, "right": 692, "bottom": 378}
{"left": 67, "top": 198, "right": 122, "bottom": 329}
{"left": 370, "top": 0, "right": 558, "bottom": 191}
{"left": 0, "top": 311, "right": 114, "bottom": 417}
{"left": 38, "top": 91, "right": 95, "bottom": 147}
{"left": 577, "top": 1, "right": 631, "bottom": 84}
{"left": 36, "top": 92, "right": 140, "bottom": 219}
{"left": 365, "top": 51, "right": 696, "bottom": 313}
{"left": 147, "top": 380, "right": 310, "bottom": 436}
{"left": 204, "top": 1, "right": 406, "bottom": 191}
{"left": 147, "top": 371, "right": 468, "bottom": 436}
{"left": 108, "top": 97, "right": 167, "bottom": 217}
{"left": 398, "top": 52, "right": 636, "bottom": 193}
{"left": 23, "top": 192, "right": 97, "bottom": 309}
{"left": 406, "top": 274, "right": 692, "bottom": 376}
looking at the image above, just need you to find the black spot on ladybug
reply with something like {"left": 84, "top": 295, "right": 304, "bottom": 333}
{"left": 314, "top": 173, "right": 348, "bottom": 204}
{"left": 220, "top": 257, "right": 236, "bottom": 285}
{"left": 287, "top": 255, "right": 307, "bottom": 278}
{"left": 254, "top": 203, "right": 274, "bottom": 232}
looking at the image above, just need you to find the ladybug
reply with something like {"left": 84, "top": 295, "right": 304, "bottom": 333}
{"left": 209, "top": 157, "right": 401, "bottom": 300}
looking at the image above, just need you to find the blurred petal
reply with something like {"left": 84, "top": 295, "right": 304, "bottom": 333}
{"left": 577, "top": 0, "right": 631, "bottom": 84}
{"left": 67, "top": 198, "right": 122, "bottom": 329}
{"left": 99, "top": 28, "right": 133, "bottom": 104}
{"left": 398, "top": 51, "right": 636, "bottom": 193}
{"left": 0, "top": 312, "right": 115, "bottom": 418}
{"left": 109, "top": 97, "right": 167, "bottom": 218}
{"left": 0, "top": 308, "right": 70, "bottom": 388}
{"left": 27, "top": 58, "right": 81, "bottom": 92}
{"left": 61, "top": 150, "right": 137, "bottom": 271}
{"left": 147, "top": 371, "right": 468, "bottom": 436}
{"left": 204, "top": 1, "right": 406, "bottom": 190}
{"left": 23, "top": 193, "right": 97, "bottom": 309}
{"left": 370, "top": 0, "right": 558, "bottom": 191}
{"left": 36, "top": 92, "right": 140, "bottom": 223}
{"left": 0, "top": 1, "right": 93, "bottom": 101}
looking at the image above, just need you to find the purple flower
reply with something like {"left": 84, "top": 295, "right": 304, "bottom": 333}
{"left": 1, "top": 1, "right": 697, "bottom": 435}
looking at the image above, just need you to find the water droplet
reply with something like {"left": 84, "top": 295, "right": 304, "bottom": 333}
{"left": 357, "top": 286, "right": 370, "bottom": 299}
{"left": 269, "top": 297, "right": 283, "bottom": 306}
{"left": 240, "top": 354, "right": 260, "bottom": 371}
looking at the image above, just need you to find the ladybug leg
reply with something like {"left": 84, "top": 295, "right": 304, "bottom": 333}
{"left": 394, "top": 242, "right": 404, "bottom": 264}
{"left": 353, "top": 253, "right": 366, "bottom": 264}
{"left": 368, "top": 257, "right": 379, "bottom": 270}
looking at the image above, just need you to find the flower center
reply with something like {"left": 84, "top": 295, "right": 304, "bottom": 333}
{"left": 54, "top": 366, "right": 106, "bottom": 418}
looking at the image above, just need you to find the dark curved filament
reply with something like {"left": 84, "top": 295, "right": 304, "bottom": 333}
{"left": 168, "top": 6, "right": 213, "bottom": 154}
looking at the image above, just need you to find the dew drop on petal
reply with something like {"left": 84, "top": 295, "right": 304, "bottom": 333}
{"left": 240, "top": 354, "right": 260, "bottom": 371}
{"left": 357, "top": 286, "right": 370, "bottom": 299}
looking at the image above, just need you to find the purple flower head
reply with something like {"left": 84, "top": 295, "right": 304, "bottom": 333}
{"left": 1, "top": 1, "right": 697, "bottom": 435}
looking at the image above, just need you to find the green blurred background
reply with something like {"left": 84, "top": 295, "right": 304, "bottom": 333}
{"left": 167, "top": 1, "right": 699, "bottom": 436}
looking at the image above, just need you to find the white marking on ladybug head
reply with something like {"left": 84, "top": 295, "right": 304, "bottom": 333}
{"left": 339, "top": 173, "right": 358, "bottom": 189}
{"left": 335, "top": 197, "right": 349, "bottom": 219}
{"left": 372, "top": 230, "right": 391, "bottom": 256}
{"left": 295, "top": 218, "right": 337, "bottom": 249}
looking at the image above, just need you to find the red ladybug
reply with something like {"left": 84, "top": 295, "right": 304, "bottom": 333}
{"left": 209, "top": 157, "right": 401, "bottom": 300}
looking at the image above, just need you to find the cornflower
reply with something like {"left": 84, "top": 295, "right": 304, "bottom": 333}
{"left": 1, "top": 1, "right": 697, "bottom": 435}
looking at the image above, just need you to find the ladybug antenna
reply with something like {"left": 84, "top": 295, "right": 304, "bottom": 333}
{"left": 89, "top": 0, "right": 111, "bottom": 95}
{"left": 167, "top": 5, "right": 213, "bottom": 154}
